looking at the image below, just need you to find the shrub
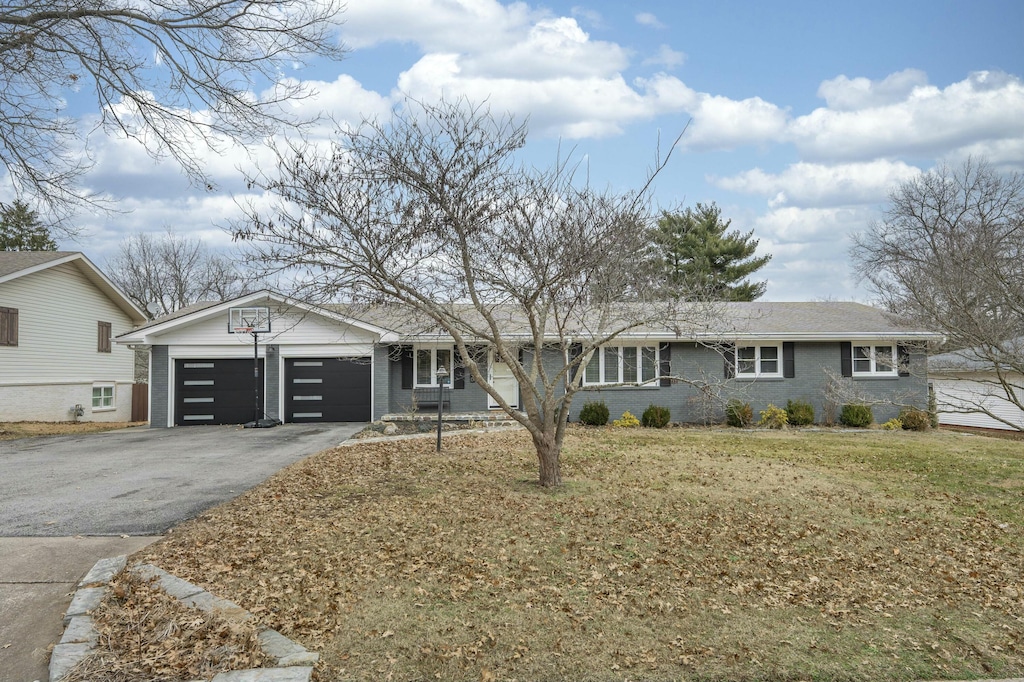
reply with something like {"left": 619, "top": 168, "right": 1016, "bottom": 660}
{"left": 785, "top": 399, "right": 815, "bottom": 426}
{"left": 882, "top": 418, "right": 903, "bottom": 431}
{"left": 613, "top": 410, "right": 641, "bottom": 428}
{"left": 579, "top": 400, "right": 609, "bottom": 426}
{"left": 641, "top": 404, "right": 671, "bottom": 428}
{"left": 899, "top": 407, "right": 931, "bottom": 431}
{"left": 725, "top": 399, "right": 753, "bottom": 427}
{"left": 840, "top": 403, "right": 873, "bottom": 427}
{"left": 758, "top": 403, "right": 789, "bottom": 429}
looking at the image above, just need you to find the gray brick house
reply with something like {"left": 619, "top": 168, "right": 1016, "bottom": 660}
{"left": 117, "top": 291, "right": 941, "bottom": 427}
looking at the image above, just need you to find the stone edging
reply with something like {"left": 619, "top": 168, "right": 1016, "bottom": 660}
{"left": 50, "top": 556, "right": 318, "bottom": 682}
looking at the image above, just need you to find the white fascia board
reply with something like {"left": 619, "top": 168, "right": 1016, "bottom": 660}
{"left": 116, "top": 289, "right": 402, "bottom": 345}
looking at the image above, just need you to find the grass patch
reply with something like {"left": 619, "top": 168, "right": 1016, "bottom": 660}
{"left": 0, "top": 420, "right": 143, "bottom": 440}
{"left": 128, "top": 428, "right": 1024, "bottom": 681}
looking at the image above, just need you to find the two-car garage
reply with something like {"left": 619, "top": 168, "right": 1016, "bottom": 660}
{"left": 173, "top": 356, "right": 371, "bottom": 426}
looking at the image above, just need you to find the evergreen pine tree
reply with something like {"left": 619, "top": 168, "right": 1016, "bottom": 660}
{"left": 653, "top": 202, "right": 771, "bottom": 301}
{"left": 0, "top": 200, "right": 58, "bottom": 251}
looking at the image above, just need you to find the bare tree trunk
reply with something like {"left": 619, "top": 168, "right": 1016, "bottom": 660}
{"left": 532, "top": 428, "right": 563, "bottom": 488}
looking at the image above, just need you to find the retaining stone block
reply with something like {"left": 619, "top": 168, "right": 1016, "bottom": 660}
{"left": 64, "top": 587, "right": 104, "bottom": 623}
{"left": 78, "top": 555, "right": 128, "bottom": 587}
{"left": 48, "top": 642, "right": 91, "bottom": 682}
{"left": 211, "top": 666, "right": 314, "bottom": 682}
{"left": 59, "top": 616, "right": 98, "bottom": 646}
{"left": 133, "top": 563, "right": 204, "bottom": 599}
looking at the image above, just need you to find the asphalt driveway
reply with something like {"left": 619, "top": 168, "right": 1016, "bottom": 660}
{"left": 0, "top": 422, "right": 365, "bottom": 536}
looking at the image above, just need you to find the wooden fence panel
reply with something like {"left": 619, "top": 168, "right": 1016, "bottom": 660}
{"left": 131, "top": 384, "right": 149, "bottom": 423}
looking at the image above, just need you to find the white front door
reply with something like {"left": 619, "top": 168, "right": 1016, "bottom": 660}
{"left": 488, "top": 354, "right": 519, "bottom": 409}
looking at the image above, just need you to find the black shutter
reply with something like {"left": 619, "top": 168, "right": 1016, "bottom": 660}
{"left": 840, "top": 342, "right": 853, "bottom": 378}
{"left": 400, "top": 345, "right": 414, "bottom": 390}
{"left": 659, "top": 342, "right": 672, "bottom": 387}
{"left": 897, "top": 344, "right": 911, "bottom": 377}
{"left": 568, "top": 342, "right": 583, "bottom": 384}
{"left": 724, "top": 343, "right": 736, "bottom": 379}
{"left": 453, "top": 347, "right": 465, "bottom": 389}
{"left": 783, "top": 342, "right": 795, "bottom": 378}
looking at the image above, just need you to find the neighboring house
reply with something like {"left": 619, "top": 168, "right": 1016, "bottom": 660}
{"left": 117, "top": 291, "right": 941, "bottom": 428}
{"left": 930, "top": 341, "right": 1024, "bottom": 431}
{"left": 0, "top": 252, "right": 148, "bottom": 422}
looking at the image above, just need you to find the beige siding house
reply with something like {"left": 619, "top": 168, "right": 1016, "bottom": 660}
{"left": 0, "top": 252, "right": 147, "bottom": 422}
{"left": 930, "top": 341, "right": 1024, "bottom": 431}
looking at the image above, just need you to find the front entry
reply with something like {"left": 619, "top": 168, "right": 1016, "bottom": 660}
{"left": 488, "top": 355, "right": 519, "bottom": 409}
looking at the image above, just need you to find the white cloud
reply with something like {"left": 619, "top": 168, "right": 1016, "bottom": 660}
{"left": 790, "top": 70, "right": 1024, "bottom": 161}
{"left": 635, "top": 12, "right": 666, "bottom": 29}
{"left": 643, "top": 45, "right": 686, "bottom": 69}
{"left": 817, "top": 69, "right": 928, "bottom": 111}
{"left": 713, "top": 160, "right": 921, "bottom": 208}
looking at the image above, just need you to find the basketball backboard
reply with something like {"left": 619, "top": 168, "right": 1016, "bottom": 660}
{"left": 228, "top": 306, "right": 271, "bottom": 333}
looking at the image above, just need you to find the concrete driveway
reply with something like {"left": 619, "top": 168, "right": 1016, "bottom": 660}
{"left": 0, "top": 422, "right": 365, "bottom": 536}
{"left": 0, "top": 422, "right": 364, "bottom": 681}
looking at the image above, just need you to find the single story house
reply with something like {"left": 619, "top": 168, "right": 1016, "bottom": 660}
{"left": 0, "top": 251, "right": 148, "bottom": 422}
{"left": 930, "top": 340, "right": 1024, "bottom": 431}
{"left": 117, "top": 291, "right": 941, "bottom": 428}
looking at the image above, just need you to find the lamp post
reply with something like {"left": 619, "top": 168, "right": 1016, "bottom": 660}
{"left": 435, "top": 364, "right": 449, "bottom": 452}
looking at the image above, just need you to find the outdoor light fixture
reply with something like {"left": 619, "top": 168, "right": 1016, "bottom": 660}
{"left": 435, "top": 364, "right": 449, "bottom": 451}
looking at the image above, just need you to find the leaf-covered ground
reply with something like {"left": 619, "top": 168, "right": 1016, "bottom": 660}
{"left": 0, "top": 420, "right": 141, "bottom": 440}
{"left": 126, "top": 427, "right": 1022, "bottom": 681}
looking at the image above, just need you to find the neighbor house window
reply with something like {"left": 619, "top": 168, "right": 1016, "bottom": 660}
{"left": 415, "top": 346, "right": 452, "bottom": 386}
{"left": 97, "top": 321, "right": 112, "bottom": 353}
{"left": 92, "top": 384, "right": 115, "bottom": 410}
{"left": 736, "top": 344, "right": 782, "bottom": 377}
{"left": 583, "top": 345, "right": 658, "bottom": 386}
{"left": 0, "top": 307, "right": 17, "bottom": 346}
{"left": 853, "top": 344, "right": 896, "bottom": 375}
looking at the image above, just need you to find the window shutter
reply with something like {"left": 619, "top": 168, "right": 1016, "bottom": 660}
{"left": 453, "top": 347, "right": 466, "bottom": 389}
{"left": 840, "top": 342, "right": 853, "bottom": 378}
{"left": 97, "top": 321, "right": 112, "bottom": 353}
{"left": 568, "top": 342, "right": 583, "bottom": 384}
{"left": 399, "top": 345, "right": 413, "bottom": 390}
{"left": 723, "top": 344, "right": 736, "bottom": 379}
{"left": 897, "top": 344, "right": 911, "bottom": 377}
{"left": 783, "top": 342, "right": 795, "bottom": 378}
{"left": 659, "top": 343, "right": 672, "bottom": 387}
{"left": 0, "top": 307, "right": 17, "bottom": 346}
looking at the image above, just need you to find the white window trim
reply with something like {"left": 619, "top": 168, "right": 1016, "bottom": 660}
{"left": 852, "top": 343, "right": 898, "bottom": 377}
{"left": 736, "top": 343, "right": 783, "bottom": 378}
{"left": 92, "top": 383, "right": 115, "bottom": 411}
{"left": 414, "top": 345, "right": 454, "bottom": 387}
{"left": 582, "top": 344, "right": 659, "bottom": 387}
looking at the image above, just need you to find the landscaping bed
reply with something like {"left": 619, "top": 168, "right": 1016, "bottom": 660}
{"left": 96, "top": 427, "right": 1023, "bottom": 680}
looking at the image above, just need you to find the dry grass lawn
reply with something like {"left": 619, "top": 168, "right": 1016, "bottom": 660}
{"left": 97, "top": 426, "right": 1024, "bottom": 681}
{"left": 0, "top": 420, "right": 142, "bottom": 440}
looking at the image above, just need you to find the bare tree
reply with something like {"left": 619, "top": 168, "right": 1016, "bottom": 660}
{"left": 852, "top": 157, "right": 1024, "bottom": 430}
{"left": 0, "top": 0, "right": 345, "bottom": 227}
{"left": 234, "top": 98, "right": 709, "bottom": 487}
{"left": 107, "top": 229, "right": 254, "bottom": 318}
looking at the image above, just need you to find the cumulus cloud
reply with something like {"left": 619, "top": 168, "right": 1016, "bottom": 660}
{"left": 635, "top": 12, "right": 666, "bottom": 29}
{"left": 643, "top": 45, "right": 686, "bottom": 69}
{"left": 790, "top": 70, "right": 1024, "bottom": 161}
{"left": 713, "top": 160, "right": 921, "bottom": 208}
{"left": 817, "top": 69, "right": 929, "bottom": 111}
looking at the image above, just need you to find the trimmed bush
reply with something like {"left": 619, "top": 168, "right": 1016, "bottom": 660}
{"left": 899, "top": 407, "right": 931, "bottom": 431}
{"left": 840, "top": 403, "right": 873, "bottom": 428}
{"left": 758, "top": 403, "right": 789, "bottom": 429}
{"left": 785, "top": 399, "right": 815, "bottom": 426}
{"left": 725, "top": 399, "right": 753, "bottom": 427}
{"left": 882, "top": 418, "right": 903, "bottom": 431}
{"left": 579, "top": 400, "right": 610, "bottom": 426}
{"left": 641, "top": 404, "right": 672, "bottom": 428}
{"left": 612, "top": 410, "right": 641, "bottom": 428}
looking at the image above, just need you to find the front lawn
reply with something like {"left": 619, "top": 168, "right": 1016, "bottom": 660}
{"left": 0, "top": 420, "right": 142, "bottom": 440}
{"left": 118, "top": 427, "right": 1023, "bottom": 680}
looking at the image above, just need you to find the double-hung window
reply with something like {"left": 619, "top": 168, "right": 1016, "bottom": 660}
{"left": 583, "top": 345, "right": 658, "bottom": 386}
{"left": 0, "top": 307, "right": 17, "bottom": 346}
{"left": 92, "top": 384, "right": 115, "bottom": 410}
{"left": 415, "top": 346, "right": 452, "bottom": 386}
{"left": 736, "top": 344, "right": 782, "bottom": 377}
{"left": 853, "top": 344, "right": 896, "bottom": 376}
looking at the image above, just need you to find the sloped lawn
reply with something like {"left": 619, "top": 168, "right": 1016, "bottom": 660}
{"left": 124, "top": 427, "right": 1022, "bottom": 681}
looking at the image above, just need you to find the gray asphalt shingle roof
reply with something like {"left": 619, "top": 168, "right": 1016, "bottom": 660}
{"left": 0, "top": 250, "right": 75, "bottom": 279}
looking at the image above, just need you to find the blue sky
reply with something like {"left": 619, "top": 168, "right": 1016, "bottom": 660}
{"left": 45, "top": 0, "right": 1024, "bottom": 301}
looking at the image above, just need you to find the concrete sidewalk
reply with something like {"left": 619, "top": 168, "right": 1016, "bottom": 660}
{"left": 0, "top": 536, "right": 159, "bottom": 682}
